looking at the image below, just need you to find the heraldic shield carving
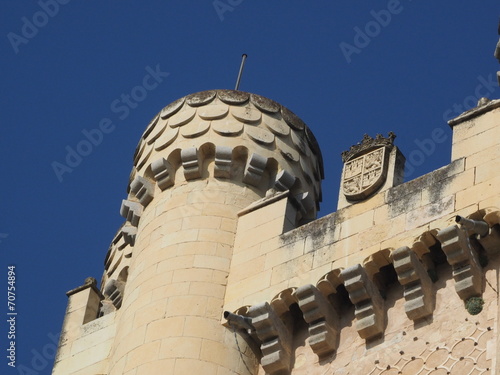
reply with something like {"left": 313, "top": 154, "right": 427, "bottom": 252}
{"left": 341, "top": 133, "right": 396, "bottom": 201}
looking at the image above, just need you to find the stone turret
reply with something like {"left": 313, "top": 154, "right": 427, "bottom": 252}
{"left": 52, "top": 89, "right": 323, "bottom": 375}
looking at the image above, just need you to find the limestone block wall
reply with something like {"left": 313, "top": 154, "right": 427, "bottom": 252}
{"left": 52, "top": 279, "right": 116, "bottom": 375}
{"left": 224, "top": 101, "right": 500, "bottom": 374}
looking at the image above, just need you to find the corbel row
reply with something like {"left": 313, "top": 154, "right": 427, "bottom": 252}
{"left": 121, "top": 143, "right": 319, "bottom": 230}
{"left": 225, "top": 212, "right": 500, "bottom": 374}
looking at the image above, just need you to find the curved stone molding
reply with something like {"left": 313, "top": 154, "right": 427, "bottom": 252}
{"left": 121, "top": 225, "right": 137, "bottom": 247}
{"left": 243, "top": 153, "right": 268, "bottom": 187}
{"left": 270, "top": 287, "right": 297, "bottom": 317}
{"left": 274, "top": 170, "right": 296, "bottom": 192}
{"left": 151, "top": 158, "right": 174, "bottom": 190}
{"left": 103, "top": 279, "right": 125, "bottom": 310}
{"left": 154, "top": 126, "right": 178, "bottom": 150}
{"left": 436, "top": 225, "right": 483, "bottom": 300}
{"left": 294, "top": 284, "right": 339, "bottom": 357}
{"left": 159, "top": 97, "right": 184, "bottom": 119}
{"left": 316, "top": 269, "right": 343, "bottom": 297}
{"left": 129, "top": 176, "right": 154, "bottom": 207}
{"left": 392, "top": 246, "right": 434, "bottom": 320}
{"left": 180, "top": 147, "right": 201, "bottom": 180}
{"left": 295, "top": 191, "right": 315, "bottom": 217}
{"left": 217, "top": 89, "right": 249, "bottom": 104}
{"left": 139, "top": 142, "right": 318, "bottom": 220}
{"left": 340, "top": 264, "right": 385, "bottom": 340}
{"left": 185, "top": 90, "right": 216, "bottom": 106}
{"left": 214, "top": 146, "right": 233, "bottom": 179}
{"left": 120, "top": 200, "right": 142, "bottom": 227}
{"left": 248, "top": 302, "right": 292, "bottom": 375}
{"left": 250, "top": 93, "right": 281, "bottom": 113}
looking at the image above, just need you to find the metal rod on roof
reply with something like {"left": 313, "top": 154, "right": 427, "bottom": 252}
{"left": 235, "top": 54, "right": 248, "bottom": 91}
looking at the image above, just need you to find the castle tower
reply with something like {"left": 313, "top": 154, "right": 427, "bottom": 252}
{"left": 52, "top": 90, "right": 323, "bottom": 375}
{"left": 54, "top": 29, "right": 500, "bottom": 374}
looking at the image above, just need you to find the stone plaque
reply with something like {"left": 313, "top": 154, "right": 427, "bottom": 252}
{"left": 342, "top": 147, "right": 388, "bottom": 200}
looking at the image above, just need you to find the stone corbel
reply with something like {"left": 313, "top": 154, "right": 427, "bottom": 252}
{"left": 103, "top": 279, "right": 125, "bottom": 309}
{"left": 294, "top": 284, "right": 339, "bottom": 357}
{"left": 295, "top": 191, "right": 315, "bottom": 217}
{"left": 121, "top": 225, "right": 137, "bottom": 247}
{"left": 436, "top": 225, "right": 482, "bottom": 300}
{"left": 392, "top": 246, "right": 434, "bottom": 320}
{"left": 151, "top": 158, "right": 174, "bottom": 190}
{"left": 129, "top": 175, "right": 154, "bottom": 207}
{"left": 180, "top": 147, "right": 202, "bottom": 180}
{"left": 477, "top": 212, "right": 500, "bottom": 256}
{"left": 214, "top": 146, "right": 233, "bottom": 179}
{"left": 411, "top": 230, "right": 439, "bottom": 278}
{"left": 274, "top": 170, "right": 296, "bottom": 192}
{"left": 248, "top": 302, "right": 292, "bottom": 375}
{"left": 120, "top": 200, "right": 143, "bottom": 227}
{"left": 340, "top": 264, "right": 385, "bottom": 340}
{"left": 243, "top": 153, "right": 268, "bottom": 187}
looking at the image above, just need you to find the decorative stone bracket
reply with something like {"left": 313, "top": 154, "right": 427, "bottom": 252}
{"left": 243, "top": 153, "right": 269, "bottom": 187}
{"left": 294, "top": 284, "right": 339, "bottom": 357}
{"left": 248, "top": 302, "right": 292, "bottom": 375}
{"left": 392, "top": 246, "right": 434, "bottom": 320}
{"left": 180, "top": 147, "right": 202, "bottom": 180}
{"left": 214, "top": 145, "right": 233, "bottom": 179}
{"left": 121, "top": 225, "right": 137, "bottom": 247}
{"left": 340, "top": 264, "right": 384, "bottom": 340}
{"left": 129, "top": 176, "right": 154, "bottom": 207}
{"left": 151, "top": 158, "right": 174, "bottom": 190}
{"left": 436, "top": 225, "right": 482, "bottom": 300}
{"left": 120, "top": 200, "right": 143, "bottom": 227}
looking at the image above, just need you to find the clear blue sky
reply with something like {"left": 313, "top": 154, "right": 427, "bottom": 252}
{"left": 1, "top": 1, "right": 499, "bottom": 373}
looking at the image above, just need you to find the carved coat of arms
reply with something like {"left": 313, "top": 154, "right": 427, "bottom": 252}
{"left": 341, "top": 133, "right": 395, "bottom": 201}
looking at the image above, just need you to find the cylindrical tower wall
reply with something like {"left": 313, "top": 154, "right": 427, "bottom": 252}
{"left": 102, "top": 90, "right": 323, "bottom": 374}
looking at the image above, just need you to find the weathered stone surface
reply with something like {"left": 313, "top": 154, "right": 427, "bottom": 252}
{"left": 248, "top": 302, "right": 291, "bottom": 375}
{"left": 180, "top": 147, "right": 201, "bottom": 180}
{"left": 168, "top": 106, "right": 196, "bottom": 128}
{"left": 231, "top": 106, "right": 262, "bottom": 123}
{"left": 436, "top": 225, "right": 483, "bottom": 300}
{"left": 151, "top": 158, "right": 174, "bottom": 190}
{"left": 340, "top": 264, "right": 384, "bottom": 340}
{"left": 294, "top": 284, "right": 339, "bottom": 357}
{"left": 214, "top": 146, "right": 232, "bottom": 179}
{"left": 274, "top": 170, "right": 296, "bottom": 192}
{"left": 121, "top": 225, "right": 137, "bottom": 246}
{"left": 154, "top": 126, "right": 178, "bottom": 150}
{"left": 242, "top": 153, "right": 268, "bottom": 187}
{"left": 160, "top": 97, "right": 185, "bottom": 119}
{"left": 392, "top": 246, "right": 434, "bottom": 320}
{"left": 129, "top": 176, "right": 154, "bottom": 207}
{"left": 198, "top": 104, "right": 228, "bottom": 120}
{"left": 245, "top": 125, "right": 275, "bottom": 145}
{"left": 120, "top": 200, "right": 142, "bottom": 227}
